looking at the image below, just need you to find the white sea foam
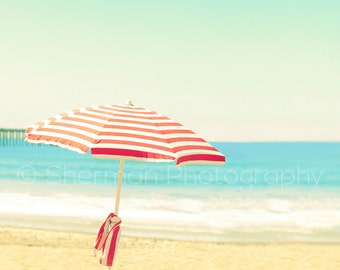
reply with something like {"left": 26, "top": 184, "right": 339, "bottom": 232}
{"left": 1, "top": 182, "right": 339, "bottom": 241}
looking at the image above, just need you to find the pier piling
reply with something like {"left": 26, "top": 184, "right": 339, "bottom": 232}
{"left": 0, "top": 128, "right": 30, "bottom": 146}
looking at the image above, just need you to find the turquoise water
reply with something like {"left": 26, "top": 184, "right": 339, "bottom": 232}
{"left": 0, "top": 142, "right": 339, "bottom": 242}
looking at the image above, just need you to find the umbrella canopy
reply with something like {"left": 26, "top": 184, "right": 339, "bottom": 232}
{"left": 26, "top": 101, "right": 226, "bottom": 213}
{"left": 26, "top": 101, "right": 225, "bottom": 166}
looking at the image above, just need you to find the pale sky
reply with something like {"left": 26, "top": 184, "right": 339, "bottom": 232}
{"left": 1, "top": 0, "right": 339, "bottom": 141}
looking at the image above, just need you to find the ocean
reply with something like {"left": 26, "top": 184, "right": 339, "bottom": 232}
{"left": 0, "top": 142, "right": 339, "bottom": 242}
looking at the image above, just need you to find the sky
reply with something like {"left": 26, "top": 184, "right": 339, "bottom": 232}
{"left": 1, "top": 0, "right": 339, "bottom": 141}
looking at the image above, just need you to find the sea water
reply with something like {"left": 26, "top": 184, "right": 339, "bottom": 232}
{"left": 0, "top": 142, "right": 339, "bottom": 242}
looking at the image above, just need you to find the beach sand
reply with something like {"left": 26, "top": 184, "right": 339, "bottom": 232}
{"left": 1, "top": 226, "right": 339, "bottom": 270}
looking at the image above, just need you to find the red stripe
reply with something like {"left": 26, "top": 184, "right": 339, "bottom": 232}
{"left": 49, "top": 122, "right": 100, "bottom": 134}
{"left": 173, "top": 145, "right": 218, "bottom": 152}
{"left": 106, "top": 226, "right": 120, "bottom": 267}
{"left": 87, "top": 108, "right": 121, "bottom": 117}
{"left": 26, "top": 120, "right": 50, "bottom": 134}
{"left": 103, "top": 104, "right": 146, "bottom": 111}
{"left": 63, "top": 116, "right": 105, "bottom": 128}
{"left": 107, "top": 118, "right": 160, "bottom": 127}
{"left": 94, "top": 213, "right": 115, "bottom": 250}
{"left": 76, "top": 111, "right": 112, "bottom": 121}
{"left": 161, "top": 129, "right": 194, "bottom": 134}
{"left": 26, "top": 127, "right": 34, "bottom": 133}
{"left": 103, "top": 124, "right": 163, "bottom": 134}
{"left": 110, "top": 112, "right": 169, "bottom": 121}
{"left": 34, "top": 127, "right": 95, "bottom": 143}
{"left": 101, "top": 105, "right": 156, "bottom": 114}
{"left": 91, "top": 148, "right": 175, "bottom": 160}
{"left": 156, "top": 122, "right": 183, "bottom": 127}
{"left": 94, "top": 139, "right": 173, "bottom": 153}
{"left": 27, "top": 134, "right": 89, "bottom": 152}
{"left": 177, "top": 154, "right": 226, "bottom": 165}
{"left": 167, "top": 137, "right": 206, "bottom": 143}
{"left": 103, "top": 125, "right": 193, "bottom": 135}
{"left": 105, "top": 118, "right": 181, "bottom": 127}
{"left": 98, "top": 132, "right": 168, "bottom": 143}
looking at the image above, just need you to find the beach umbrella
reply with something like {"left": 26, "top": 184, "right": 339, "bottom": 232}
{"left": 25, "top": 100, "right": 226, "bottom": 268}
{"left": 26, "top": 100, "right": 226, "bottom": 214}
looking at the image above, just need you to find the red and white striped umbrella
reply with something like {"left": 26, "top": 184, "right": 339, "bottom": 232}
{"left": 26, "top": 101, "right": 226, "bottom": 213}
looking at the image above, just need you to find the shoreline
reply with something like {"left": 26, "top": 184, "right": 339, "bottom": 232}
{"left": 1, "top": 224, "right": 340, "bottom": 245}
{"left": 1, "top": 225, "right": 339, "bottom": 270}
{"left": 1, "top": 214, "right": 340, "bottom": 244}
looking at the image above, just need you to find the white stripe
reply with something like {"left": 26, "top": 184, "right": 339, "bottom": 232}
{"left": 31, "top": 131, "right": 93, "bottom": 148}
{"left": 27, "top": 118, "right": 53, "bottom": 131}
{"left": 74, "top": 107, "right": 116, "bottom": 119}
{"left": 55, "top": 119, "right": 103, "bottom": 131}
{"left": 42, "top": 117, "right": 190, "bottom": 134}
{"left": 81, "top": 126, "right": 201, "bottom": 142}
{"left": 99, "top": 105, "right": 174, "bottom": 121}
{"left": 96, "top": 136, "right": 170, "bottom": 148}
{"left": 101, "top": 105, "right": 158, "bottom": 116}
{"left": 95, "top": 105, "right": 153, "bottom": 117}
{"left": 87, "top": 107, "right": 117, "bottom": 116}
{"left": 101, "top": 123, "right": 189, "bottom": 132}
{"left": 74, "top": 109, "right": 114, "bottom": 121}
{"left": 101, "top": 229, "right": 113, "bottom": 266}
{"left": 69, "top": 109, "right": 179, "bottom": 127}
{"left": 115, "top": 228, "right": 121, "bottom": 253}
{"left": 44, "top": 108, "right": 110, "bottom": 124}
{"left": 40, "top": 123, "right": 99, "bottom": 139}
{"left": 63, "top": 114, "right": 109, "bottom": 126}
{"left": 112, "top": 113, "right": 166, "bottom": 119}
{"left": 101, "top": 122, "right": 161, "bottom": 131}
{"left": 158, "top": 126, "right": 193, "bottom": 131}
{"left": 100, "top": 108, "right": 168, "bottom": 118}
{"left": 162, "top": 133, "right": 200, "bottom": 139}
{"left": 95, "top": 137, "right": 219, "bottom": 154}
{"left": 97, "top": 128, "right": 164, "bottom": 139}
{"left": 93, "top": 154, "right": 175, "bottom": 162}
{"left": 98, "top": 114, "right": 175, "bottom": 124}
{"left": 168, "top": 141, "right": 212, "bottom": 148}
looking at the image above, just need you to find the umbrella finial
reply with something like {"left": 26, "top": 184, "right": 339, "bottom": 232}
{"left": 126, "top": 100, "right": 134, "bottom": 106}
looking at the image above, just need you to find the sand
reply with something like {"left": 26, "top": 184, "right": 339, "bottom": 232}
{"left": 0, "top": 226, "right": 339, "bottom": 270}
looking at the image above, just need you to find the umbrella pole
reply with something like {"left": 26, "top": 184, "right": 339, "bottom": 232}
{"left": 114, "top": 160, "right": 124, "bottom": 215}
